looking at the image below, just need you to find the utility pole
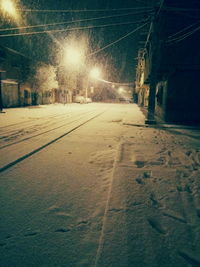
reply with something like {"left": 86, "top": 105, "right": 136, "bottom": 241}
{"left": 145, "top": 0, "right": 164, "bottom": 124}
{"left": 145, "top": 18, "right": 159, "bottom": 124}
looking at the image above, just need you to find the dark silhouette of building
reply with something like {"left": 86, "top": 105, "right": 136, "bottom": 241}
{"left": 135, "top": 0, "right": 200, "bottom": 125}
{"left": 0, "top": 45, "right": 32, "bottom": 107}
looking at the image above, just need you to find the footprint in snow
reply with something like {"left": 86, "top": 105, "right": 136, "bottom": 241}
{"left": 56, "top": 212, "right": 71, "bottom": 218}
{"left": 47, "top": 205, "right": 60, "bottom": 213}
{"left": 147, "top": 217, "right": 166, "bottom": 235}
{"left": 149, "top": 192, "right": 161, "bottom": 208}
{"left": 179, "top": 250, "right": 200, "bottom": 266}
{"left": 143, "top": 171, "right": 152, "bottom": 178}
{"left": 196, "top": 208, "right": 200, "bottom": 218}
{"left": 177, "top": 184, "right": 192, "bottom": 193}
{"left": 135, "top": 160, "right": 145, "bottom": 168}
{"left": 162, "top": 211, "right": 187, "bottom": 224}
{"left": 24, "top": 231, "right": 39, "bottom": 237}
{"left": 77, "top": 220, "right": 90, "bottom": 228}
{"left": 136, "top": 177, "right": 145, "bottom": 185}
{"left": 55, "top": 228, "right": 70, "bottom": 233}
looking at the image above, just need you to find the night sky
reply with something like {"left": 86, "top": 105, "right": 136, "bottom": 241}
{"left": 0, "top": 0, "right": 158, "bottom": 83}
{"left": 1, "top": 0, "right": 199, "bottom": 83}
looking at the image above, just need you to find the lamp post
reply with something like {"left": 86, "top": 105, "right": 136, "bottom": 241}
{"left": 89, "top": 68, "right": 101, "bottom": 80}
{"left": 63, "top": 44, "right": 86, "bottom": 102}
{"left": 64, "top": 47, "right": 83, "bottom": 67}
{"left": 86, "top": 67, "right": 101, "bottom": 100}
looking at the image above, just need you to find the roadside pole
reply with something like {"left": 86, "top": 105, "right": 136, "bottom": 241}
{"left": 145, "top": 1, "right": 164, "bottom": 124}
{"left": 0, "top": 71, "right": 6, "bottom": 113}
{"left": 85, "top": 76, "right": 89, "bottom": 100}
{"left": 145, "top": 18, "right": 159, "bottom": 124}
{"left": 18, "top": 82, "right": 21, "bottom": 107}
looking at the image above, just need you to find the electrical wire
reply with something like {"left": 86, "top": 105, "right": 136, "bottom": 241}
{"left": 0, "top": 10, "right": 154, "bottom": 32}
{"left": 167, "top": 26, "right": 200, "bottom": 44}
{"left": 95, "top": 77, "right": 134, "bottom": 85}
{"left": 16, "top": 7, "right": 154, "bottom": 13}
{"left": 166, "top": 25, "right": 200, "bottom": 45}
{"left": 142, "top": 1, "right": 163, "bottom": 50}
{"left": 89, "top": 21, "right": 149, "bottom": 56}
{"left": 0, "top": 19, "right": 148, "bottom": 37}
{"left": 166, "top": 20, "right": 200, "bottom": 40}
{"left": 144, "top": 20, "right": 153, "bottom": 48}
{"left": 171, "top": 10, "right": 200, "bottom": 20}
{"left": 156, "top": 0, "right": 165, "bottom": 17}
{"left": 164, "top": 7, "right": 200, "bottom": 12}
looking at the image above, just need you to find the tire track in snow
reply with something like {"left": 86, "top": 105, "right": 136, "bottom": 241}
{"left": 0, "top": 110, "right": 107, "bottom": 173}
{"left": 0, "top": 109, "right": 75, "bottom": 130}
{"left": 94, "top": 141, "right": 122, "bottom": 267}
{"left": 0, "top": 110, "right": 96, "bottom": 149}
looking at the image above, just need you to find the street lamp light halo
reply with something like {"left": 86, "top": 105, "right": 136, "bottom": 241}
{"left": 1, "top": 0, "right": 16, "bottom": 16}
{"left": 65, "top": 47, "right": 82, "bottom": 65}
{"left": 89, "top": 67, "right": 101, "bottom": 79}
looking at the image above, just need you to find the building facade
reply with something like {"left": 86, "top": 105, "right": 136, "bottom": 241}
{"left": 0, "top": 45, "right": 32, "bottom": 108}
{"left": 135, "top": 0, "right": 200, "bottom": 124}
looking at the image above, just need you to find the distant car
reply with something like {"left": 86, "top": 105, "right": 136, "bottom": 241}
{"left": 74, "top": 96, "right": 85, "bottom": 104}
{"left": 85, "top": 98, "right": 92, "bottom": 103}
{"left": 74, "top": 96, "right": 92, "bottom": 104}
{"left": 119, "top": 97, "right": 132, "bottom": 103}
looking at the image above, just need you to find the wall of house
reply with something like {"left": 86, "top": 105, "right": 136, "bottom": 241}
{"left": 155, "top": 81, "right": 168, "bottom": 122}
{"left": 54, "top": 89, "right": 73, "bottom": 104}
{"left": 145, "top": 1, "right": 200, "bottom": 125}
{"left": 138, "top": 85, "right": 149, "bottom": 107}
{"left": 20, "top": 83, "right": 32, "bottom": 106}
{"left": 0, "top": 45, "right": 33, "bottom": 107}
{"left": 1, "top": 82, "right": 19, "bottom": 107}
{"left": 165, "top": 70, "right": 200, "bottom": 124}
{"left": 41, "top": 90, "right": 54, "bottom": 104}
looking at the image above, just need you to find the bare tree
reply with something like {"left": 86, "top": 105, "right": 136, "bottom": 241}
{"left": 34, "top": 63, "right": 58, "bottom": 92}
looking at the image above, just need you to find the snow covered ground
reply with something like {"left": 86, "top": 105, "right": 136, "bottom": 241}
{"left": 0, "top": 103, "right": 200, "bottom": 266}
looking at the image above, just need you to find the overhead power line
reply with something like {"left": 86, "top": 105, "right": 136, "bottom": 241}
{"left": 164, "top": 7, "right": 200, "bottom": 12}
{"left": 0, "top": 19, "right": 148, "bottom": 37}
{"left": 144, "top": 19, "right": 153, "bottom": 49}
{"left": 89, "top": 21, "right": 149, "bottom": 56}
{"left": 166, "top": 24, "right": 200, "bottom": 45}
{"left": 0, "top": 10, "right": 154, "bottom": 32}
{"left": 16, "top": 7, "right": 154, "bottom": 13}
{"left": 166, "top": 20, "right": 200, "bottom": 40}
{"left": 156, "top": 0, "right": 165, "bottom": 17}
{"left": 95, "top": 77, "right": 134, "bottom": 85}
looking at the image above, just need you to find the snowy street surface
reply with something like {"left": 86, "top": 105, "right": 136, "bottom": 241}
{"left": 0, "top": 103, "right": 200, "bottom": 266}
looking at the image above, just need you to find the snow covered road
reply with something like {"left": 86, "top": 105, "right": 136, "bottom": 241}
{"left": 0, "top": 103, "right": 200, "bottom": 266}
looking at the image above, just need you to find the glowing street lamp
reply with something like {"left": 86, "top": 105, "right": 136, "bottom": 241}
{"left": 85, "top": 67, "right": 101, "bottom": 99}
{"left": 63, "top": 40, "right": 86, "bottom": 71}
{"left": 1, "top": 0, "right": 17, "bottom": 17}
{"left": 118, "top": 87, "right": 124, "bottom": 93}
{"left": 64, "top": 47, "right": 83, "bottom": 66}
{"left": 89, "top": 67, "right": 101, "bottom": 80}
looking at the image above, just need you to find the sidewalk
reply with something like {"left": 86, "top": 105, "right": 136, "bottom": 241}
{"left": 96, "top": 111, "right": 200, "bottom": 266}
